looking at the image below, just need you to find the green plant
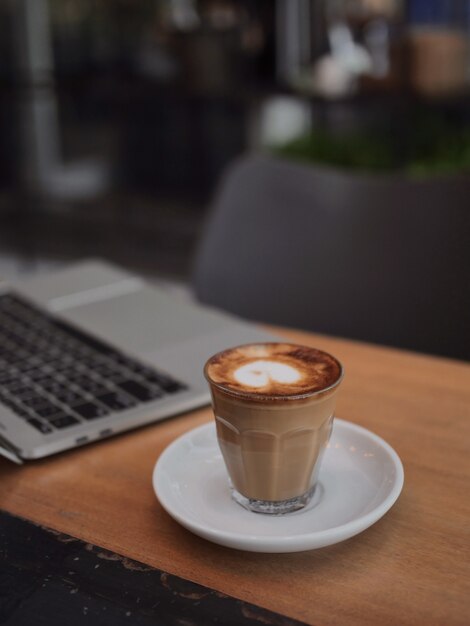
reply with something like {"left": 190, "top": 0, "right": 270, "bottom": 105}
{"left": 274, "top": 115, "right": 470, "bottom": 177}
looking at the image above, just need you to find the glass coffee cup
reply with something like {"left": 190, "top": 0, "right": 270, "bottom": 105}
{"left": 204, "top": 343, "right": 343, "bottom": 515}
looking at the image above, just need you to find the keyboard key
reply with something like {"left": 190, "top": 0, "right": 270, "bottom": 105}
{"left": 81, "top": 358, "right": 102, "bottom": 369}
{"left": 91, "top": 362, "right": 120, "bottom": 376}
{"left": 26, "top": 369, "right": 49, "bottom": 381}
{"left": 51, "top": 320, "right": 116, "bottom": 357}
{"left": 0, "top": 374, "right": 24, "bottom": 393}
{"left": 137, "top": 369, "right": 186, "bottom": 394}
{"left": 0, "top": 374, "right": 19, "bottom": 386}
{"left": 17, "top": 360, "right": 42, "bottom": 374}
{"left": 160, "top": 380, "right": 187, "bottom": 394}
{"left": 73, "top": 402, "right": 109, "bottom": 420}
{"left": 57, "top": 367, "right": 80, "bottom": 379}
{"left": 21, "top": 396, "right": 50, "bottom": 410}
{"left": 0, "top": 396, "right": 25, "bottom": 415}
{"left": 115, "top": 379, "right": 162, "bottom": 402}
{"left": 34, "top": 376, "right": 57, "bottom": 388}
{"left": 49, "top": 413, "right": 80, "bottom": 429}
{"left": 74, "top": 380, "right": 108, "bottom": 395}
{"left": 10, "top": 405, "right": 31, "bottom": 418}
{"left": 131, "top": 364, "right": 157, "bottom": 378}
{"left": 34, "top": 403, "right": 63, "bottom": 419}
{"left": 13, "top": 351, "right": 28, "bottom": 364}
{"left": 111, "top": 353, "right": 133, "bottom": 367}
{"left": 69, "top": 373, "right": 100, "bottom": 387}
{"left": 41, "top": 359, "right": 64, "bottom": 372}
{"left": 54, "top": 390, "right": 87, "bottom": 404}
{"left": 39, "top": 381, "right": 68, "bottom": 395}
{"left": 95, "top": 392, "right": 136, "bottom": 411}
{"left": 119, "top": 359, "right": 147, "bottom": 374}
{"left": 138, "top": 371, "right": 165, "bottom": 385}
{"left": 3, "top": 380, "right": 29, "bottom": 392}
{"left": 27, "top": 418, "right": 53, "bottom": 434}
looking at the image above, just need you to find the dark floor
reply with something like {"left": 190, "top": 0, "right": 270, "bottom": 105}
{"left": 0, "top": 511, "right": 306, "bottom": 626}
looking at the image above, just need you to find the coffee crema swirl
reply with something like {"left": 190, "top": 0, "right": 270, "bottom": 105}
{"left": 205, "top": 343, "right": 342, "bottom": 399}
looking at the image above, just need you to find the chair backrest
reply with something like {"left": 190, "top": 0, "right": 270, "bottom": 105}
{"left": 192, "top": 155, "right": 470, "bottom": 360}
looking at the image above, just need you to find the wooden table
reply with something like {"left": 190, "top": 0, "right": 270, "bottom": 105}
{"left": 1, "top": 327, "right": 469, "bottom": 626}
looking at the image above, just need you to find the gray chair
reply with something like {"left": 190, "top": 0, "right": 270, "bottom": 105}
{"left": 192, "top": 155, "right": 470, "bottom": 360}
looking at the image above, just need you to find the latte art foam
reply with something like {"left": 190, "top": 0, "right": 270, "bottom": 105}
{"left": 234, "top": 360, "right": 301, "bottom": 388}
{"left": 205, "top": 343, "right": 342, "bottom": 399}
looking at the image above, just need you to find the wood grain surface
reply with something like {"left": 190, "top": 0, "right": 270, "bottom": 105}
{"left": 1, "top": 328, "right": 469, "bottom": 626}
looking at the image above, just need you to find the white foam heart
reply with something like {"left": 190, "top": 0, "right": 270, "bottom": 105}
{"left": 233, "top": 360, "right": 301, "bottom": 388}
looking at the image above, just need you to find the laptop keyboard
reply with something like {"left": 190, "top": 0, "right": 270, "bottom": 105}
{"left": 0, "top": 293, "right": 187, "bottom": 435}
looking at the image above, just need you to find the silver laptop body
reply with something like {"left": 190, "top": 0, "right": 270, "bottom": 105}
{"left": 0, "top": 260, "right": 276, "bottom": 462}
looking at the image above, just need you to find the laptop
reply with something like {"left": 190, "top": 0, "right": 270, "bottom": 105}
{"left": 0, "top": 260, "right": 276, "bottom": 463}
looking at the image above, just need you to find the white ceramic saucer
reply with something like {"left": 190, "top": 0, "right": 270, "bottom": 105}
{"left": 152, "top": 419, "right": 404, "bottom": 553}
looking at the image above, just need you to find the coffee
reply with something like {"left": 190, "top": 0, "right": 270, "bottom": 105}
{"left": 205, "top": 343, "right": 343, "bottom": 514}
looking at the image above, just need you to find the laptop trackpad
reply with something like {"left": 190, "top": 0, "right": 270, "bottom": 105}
{"left": 58, "top": 287, "right": 231, "bottom": 355}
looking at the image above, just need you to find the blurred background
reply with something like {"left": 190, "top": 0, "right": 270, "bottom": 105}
{"left": 0, "top": 0, "right": 469, "bottom": 356}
